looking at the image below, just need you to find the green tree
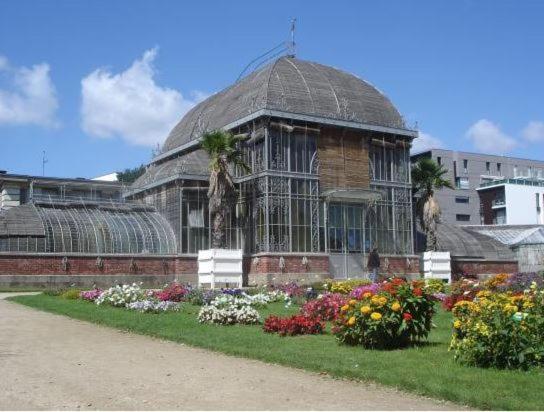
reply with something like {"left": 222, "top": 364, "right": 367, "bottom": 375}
{"left": 411, "top": 157, "right": 453, "bottom": 251}
{"left": 117, "top": 164, "right": 146, "bottom": 184}
{"left": 201, "top": 130, "right": 249, "bottom": 249}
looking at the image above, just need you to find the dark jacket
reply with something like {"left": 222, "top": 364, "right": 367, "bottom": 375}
{"left": 367, "top": 251, "right": 380, "bottom": 269}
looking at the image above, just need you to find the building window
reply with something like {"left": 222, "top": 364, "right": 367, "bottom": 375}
{"left": 437, "top": 156, "right": 442, "bottom": 166}
{"left": 456, "top": 214, "right": 471, "bottom": 222}
{"left": 463, "top": 159, "right": 468, "bottom": 173}
{"left": 456, "top": 177, "right": 469, "bottom": 189}
{"left": 537, "top": 193, "right": 541, "bottom": 212}
{"left": 497, "top": 163, "right": 502, "bottom": 175}
{"left": 455, "top": 196, "right": 470, "bottom": 204}
{"left": 485, "top": 162, "right": 490, "bottom": 173}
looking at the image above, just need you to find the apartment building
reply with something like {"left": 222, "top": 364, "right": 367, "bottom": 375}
{"left": 411, "top": 149, "right": 544, "bottom": 225}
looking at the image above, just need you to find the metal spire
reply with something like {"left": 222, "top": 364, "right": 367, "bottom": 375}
{"left": 289, "top": 18, "right": 297, "bottom": 57}
{"left": 42, "top": 150, "right": 48, "bottom": 176}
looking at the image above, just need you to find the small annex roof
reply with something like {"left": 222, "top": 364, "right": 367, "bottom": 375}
{"left": 436, "top": 223, "right": 516, "bottom": 260}
{"left": 467, "top": 225, "right": 544, "bottom": 246}
{"left": 130, "top": 150, "right": 210, "bottom": 192}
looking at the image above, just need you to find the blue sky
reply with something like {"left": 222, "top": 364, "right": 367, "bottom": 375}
{"left": 1, "top": 0, "right": 543, "bottom": 178}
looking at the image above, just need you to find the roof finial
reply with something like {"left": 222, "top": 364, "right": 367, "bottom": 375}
{"left": 289, "top": 18, "right": 297, "bottom": 57}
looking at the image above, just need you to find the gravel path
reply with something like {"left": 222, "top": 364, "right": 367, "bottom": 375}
{"left": 0, "top": 293, "right": 464, "bottom": 410}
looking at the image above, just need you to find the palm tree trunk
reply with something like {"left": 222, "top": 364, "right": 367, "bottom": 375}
{"left": 211, "top": 208, "right": 226, "bottom": 249}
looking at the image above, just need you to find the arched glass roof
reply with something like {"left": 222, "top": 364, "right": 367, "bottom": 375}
{"left": 0, "top": 202, "right": 177, "bottom": 254}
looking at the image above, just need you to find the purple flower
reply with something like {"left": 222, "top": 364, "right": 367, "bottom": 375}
{"left": 350, "top": 283, "right": 380, "bottom": 299}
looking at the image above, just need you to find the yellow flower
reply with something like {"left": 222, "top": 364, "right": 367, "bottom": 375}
{"left": 503, "top": 304, "right": 517, "bottom": 314}
{"left": 362, "top": 292, "right": 372, "bottom": 299}
{"left": 370, "top": 312, "right": 382, "bottom": 321}
{"left": 360, "top": 305, "right": 371, "bottom": 315}
{"left": 349, "top": 299, "right": 357, "bottom": 306}
{"left": 391, "top": 302, "right": 401, "bottom": 312}
{"left": 453, "top": 320, "right": 462, "bottom": 329}
{"left": 378, "top": 296, "right": 388, "bottom": 306}
{"left": 341, "top": 304, "right": 349, "bottom": 312}
{"left": 347, "top": 316, "right": 356, "bottom": 326}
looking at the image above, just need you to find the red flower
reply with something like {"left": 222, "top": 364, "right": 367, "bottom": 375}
{"left": 413, "top": 288, "right": 423, "bottom": 297}
{"left": 263, "top": 315, "right": 324, "bottom": 336}
{"left": 403, "top": 313, "right": 413, "bottom": 321}
{"left": 392, "top": 277, "right": 405, "bottom": 286}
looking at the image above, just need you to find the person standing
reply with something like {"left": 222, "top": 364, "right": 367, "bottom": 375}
{"left": 367, "top": 247, "right": 380, "bottom": 283}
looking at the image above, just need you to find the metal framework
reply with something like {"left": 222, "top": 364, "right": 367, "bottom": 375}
{"left": 126, "top": 120, "right": 414, "bottom": 258}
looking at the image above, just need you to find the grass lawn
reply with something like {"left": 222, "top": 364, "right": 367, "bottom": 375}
{"left": 9, "top": 294, "right": 544, "bottom": 410}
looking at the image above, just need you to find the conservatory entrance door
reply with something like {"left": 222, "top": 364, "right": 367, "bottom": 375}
{"left": 327, "top": 203, "right": 371, "bottom": 279}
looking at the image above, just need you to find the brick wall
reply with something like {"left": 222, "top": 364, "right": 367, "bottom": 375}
{"left": 451, "top": 259, "right": 518, "bottom": 278}
{"left": 0, "top": 252, "right": 423, "bottom": 287}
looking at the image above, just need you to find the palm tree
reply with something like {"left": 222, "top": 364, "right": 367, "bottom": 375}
{"left": 411, "top": 157, "right": 453, "bottom": 251}
{"left": 201, "top": 130, "right": 250, "bottom": 249}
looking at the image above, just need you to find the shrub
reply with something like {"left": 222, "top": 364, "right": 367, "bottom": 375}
{"left": 79, "top": 289, "right": 102, "bottom": 301}
{"left": 126, "top": 300, "right": 180, "bottom": 313}
{"left": 333, "top": 279, "right": 435, "bottom": 349}
{"left": 154, "top": 282, "right": 190, "bottom": 302}
{"left": 450, "top": 286, "right": 544, "bottom": 369}
{"left": 95, "top": 283, "right": 145, "bottom": 307}
{"left": 263, "top": 315, "right": 324, "bottom": 336}
{"left": 197, "top": 294, "right": 260, "bottom": 325}
{"left": 60, "top": 289, "right": 82, "bottom": 300}
{"left": 301, "top": 293, "right": 347, "bottom": 321}
{"left": 326, "top": 279, "right": 371, "bottom": 294}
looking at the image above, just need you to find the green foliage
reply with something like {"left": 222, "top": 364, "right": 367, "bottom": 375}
{"left": 60, "top": 288, "right": 82, "bottom": 300}
{"left": 117, "top": 164, "right": 146, "bottom": 184}
{"left": 200, "top": 130, "right": 250, "bottom": 173}
{"left": 411, "top": 157, "right": 453, "bottom": 196}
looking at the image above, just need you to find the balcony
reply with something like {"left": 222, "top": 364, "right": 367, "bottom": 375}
{"left": 492, "top": 198, "right": 506, "bottom": 208}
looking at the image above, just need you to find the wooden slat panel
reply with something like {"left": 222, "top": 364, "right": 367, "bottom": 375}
{"left": 317, "top": 127, "right": 370, "bottom": 190}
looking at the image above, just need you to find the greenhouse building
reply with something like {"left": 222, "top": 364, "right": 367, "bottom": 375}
{"left": 126, "top": 56, "right": 419, "bottom": 282}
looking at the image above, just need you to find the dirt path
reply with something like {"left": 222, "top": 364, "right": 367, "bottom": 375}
{"left": 0, "top": 294, "right": 463, "bottom": 410}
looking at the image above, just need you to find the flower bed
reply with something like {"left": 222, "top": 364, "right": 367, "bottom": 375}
{"left": 325, "top": 279, "right": 371, "bottom": 294}
{"left": 126, "top": 299, "right": 180, "bottom": 313}
{"left": 450, "top": 285, "right": 544, "bottom": 369}
{"left": 333, "top": 278, "right": 435, "bottom": 349}
{"left": 300, "top": 293, "right": 347, "bottom": 321}
{"left": 153, "top": 282, "right": 190, "bottom": 302}
{"left": 95, "top": 283, "right": 145, "bottom": 307}
{"left": 263, "top": 314, "right": 324, "bottom": 336}
{"left": 197, "top": 294, "right": 260, "bottom": 325}
{"left": 79, "top": 289, "right": 102, "bottom": 301}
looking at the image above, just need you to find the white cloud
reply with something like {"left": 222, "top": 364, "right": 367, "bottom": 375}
{"left": 0, "top": 56, "right": 59, "bottom": 127}
{"left": 465, "top": 119, "right": 517, "bottom": 154}
{"left": 81, "top": 48, "right": 205, "bottom": 147}
{"left": 522, "top": 121, "right": 544, "bottom": 143}
{"left": 411, "top": 131, "right": 444, "bottom": 153}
